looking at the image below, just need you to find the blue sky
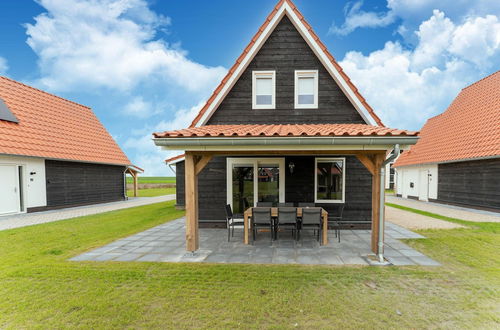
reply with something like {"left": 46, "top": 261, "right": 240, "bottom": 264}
{"left": 0, "top": 0, "right": 499, "bottom": 175}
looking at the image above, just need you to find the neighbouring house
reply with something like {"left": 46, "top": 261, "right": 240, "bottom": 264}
{"left": 0, "top": 76, "right": 142, "bottom": 216}
{"left": 154, "top": 0, "right": 419, "bottom": 256}
{"left": 393, "top": 71, "right": 500, "bottom": 211}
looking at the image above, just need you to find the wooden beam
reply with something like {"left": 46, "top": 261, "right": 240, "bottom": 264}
{"left": 185, "top": 152, "right": 199, "bottom": 252}
{"left": 355, "top": 154, "right": 376, "bottom": 175}
{"left": 133, "top": 172, "right": 138, "bottom": 197}
{"left": 195, "top": 155, "right": 213, "bottom": 175}
{"left": 371, "top": 153, "right": 385, "bottom": 254}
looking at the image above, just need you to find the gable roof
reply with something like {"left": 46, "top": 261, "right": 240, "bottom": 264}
{"left": 189, "top": 0, "right": 383, "bottom": 128}
{"left": 394, "top": 70, "right": 500, "bottom": 167}
{"left": 0, "top": 76, "right": 130, "bottom": 166}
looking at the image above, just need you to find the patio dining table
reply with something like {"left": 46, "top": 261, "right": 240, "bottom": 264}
{"left": 243, "top": 207, "right": 329, "bottom": 245}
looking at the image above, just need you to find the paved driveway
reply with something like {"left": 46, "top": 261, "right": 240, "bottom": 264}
{"left": 0, "top": 195, "right": 175, "bottom": 231}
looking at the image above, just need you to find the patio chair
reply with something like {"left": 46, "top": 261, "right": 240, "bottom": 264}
{"left": 278, "top": 202, "right": 294, "bottom": 207}
{"left": 225, "top": 204, "right": 245, "bottom": 242}
{"left": 277, "top": 207, "right": 298, "bottom": 240}
{"left": 300, "top": 207, "right": 322, "bottom": 242}
{"left": 251, "top": 207, "right": 273, "bottom": 243}
{"left": 257, "top": 202, "right": 273, "bottom": 207}
{"left": 328, "top": 204, "right": 345, "bottom": 242}
{"left": 298, "top": 202, "right": 315, "bottom": 207}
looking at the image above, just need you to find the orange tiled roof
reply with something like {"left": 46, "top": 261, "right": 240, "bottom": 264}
{"left": 394, "top": 70, "right": 500, "bottom": 167}
{"left": 0, "top": 76, "right": 130, "bottom": 165}
{"left": 165, "top": 154, "right": 185, "bottom": 163}
{"left": 154, "top": 124, "right": 417, "bottom": 138}
{"left": 189, "top": 0, "right": 383, "bottom": 127}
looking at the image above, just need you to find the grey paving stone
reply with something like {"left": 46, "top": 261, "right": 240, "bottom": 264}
{"left": 400, "top": 249, "right": 426, "bottom": 257}
{"left": 137, "top": 254, "right": 163, "bottom": 262}
{"left": 340, "top": 256, "right": 368, "bottom": 265}
{"left": 387, "top": 256, "right": 415, "bottom": 266}
{"left": 159, "top": 254, "right": 183, "bottom": 262}
{"left": 114, "top": 253, "right": 143, "bottom": 261}
{"left": 409, "top": 256, "right": 441, "bottom": 266}
{"left": 70, "top": 253, "right": 99, "bottom": 261}
{"left": 94, "top": 253, "right": 122, "bottom": 261}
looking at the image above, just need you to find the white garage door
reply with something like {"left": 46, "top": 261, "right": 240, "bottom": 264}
{"left": 0, "top": 165, "right": 20, "bottom": 215}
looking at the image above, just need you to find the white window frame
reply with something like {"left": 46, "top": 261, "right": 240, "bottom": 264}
{"left": 295, "top": 70, "right": 318, "bottom": 109}
{"left": 226, "top": 158, "right": 285, "bottom": 208}
{"left": 252, "top": 71, "right": 276, "bottom": 109}
{"left": 314, "top": 157, "right": 346, "bottom": 203}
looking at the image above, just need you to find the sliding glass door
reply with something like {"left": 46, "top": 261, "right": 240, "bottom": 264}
{"left": 227, "top": 158, "right": 285, "bottom": 215}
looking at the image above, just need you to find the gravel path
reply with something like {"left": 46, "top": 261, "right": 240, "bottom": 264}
{"left": 0, "top": 195, "right": 175, "bottom": 231}
{"left": 386, "top": 206, "right": 465, "bottom": 230}
{"left": 386, "top": 195, "right": 500, "bottom": 223}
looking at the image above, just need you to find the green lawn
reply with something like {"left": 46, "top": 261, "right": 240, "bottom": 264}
{"left": 126, "top": 187, "right": 176, "bottom": 197}
{"left": 0, "top": 202, "right": 498, "bottom": 328}
{"left": 126, "top": 176, "right": 175, "bottom": 184}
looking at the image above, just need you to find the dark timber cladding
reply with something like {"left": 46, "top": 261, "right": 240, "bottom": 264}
{"left": 45, "top": 160, "right": 126, "bottom": 208}
{"left": 176, "top": 156, "right": 372, "bottom": 228}
{"left": 438, "top": 158, "right": 500, "bottom": 209}
{"left": 207, "top": 15, "right": 365, "bottom": 125}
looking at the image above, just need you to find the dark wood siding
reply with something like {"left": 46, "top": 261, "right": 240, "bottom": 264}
{"left": 175, "top": 155, "right": 372, "bottom": 226}
{"left": 207, "top": 16, "right": 365, "bottom": 125}
{"left": 45, "top": 160, "right": 125, "bottom": 208}
{"left": 175, "top": 161, "right": 185, "bottom": 207}
{"left": 438, "top": 158, "right": 500, "bottom": 209}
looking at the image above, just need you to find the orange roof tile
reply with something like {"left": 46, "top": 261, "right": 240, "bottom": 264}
{"left": 189, "top": 0, "right": 383, "bottom": 127}
{"left": 154, "top": 124, "right": 417, "bottom": 139}
{"left": 394, "top": 70, "right": 500, "bottom": 167}
{"left": 165, "top": 154, "right": 185, "bottom": 164}
{"left": 0, "top": 76, "right": 130, "bottom": 165}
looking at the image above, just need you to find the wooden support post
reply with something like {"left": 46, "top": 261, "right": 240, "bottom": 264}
{"left": 185, "top": 153, "right": 199, "bottom": 252}
{"left": 133, "top": 172, "right": 138, "bottom": 197}
{"left": 371, "top": 154, "right": 385, "bottom": 254}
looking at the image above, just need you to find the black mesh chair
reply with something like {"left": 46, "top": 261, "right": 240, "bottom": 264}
{"left": 251, "top": 207, "right": 273, "bottom": 243}
{"left": 278, "top": 202, "right": 294, "bottom": 207}
{"left": 300, "top": 207, "right": 322, "bottom": 242}
{"left": 298, "top": 202, "right": 315, "bottom": 207}
{"left": 257, "top": 202, "right": 273, "bottom": 207}
{"left": 277, "top": 207, "right": 298, "bottom": 240}
{"left": 225, "top": 204, "right": 245, "bottom": 242}
{"left": 328, "top": 204, "right": 345, "bottom": 242}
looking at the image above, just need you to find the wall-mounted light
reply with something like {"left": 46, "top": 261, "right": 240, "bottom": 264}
{"left": 30, "top": 171, "right": 36, "bottom": 175}
{"left": 288, "top": 162, "right": 295, "bottom": 174}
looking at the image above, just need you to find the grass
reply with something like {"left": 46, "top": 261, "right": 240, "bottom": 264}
{"left": 126, "top": 176, "right": 175, "bottom": 184}
{"left": 126, "top": 187, "right": 176, "bottom": 197}
{"left": 0, "top": 202, "right": 499, "bottom": 328}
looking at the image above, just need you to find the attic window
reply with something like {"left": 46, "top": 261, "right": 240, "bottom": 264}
{"left": 0, "top": 98, "right": 19, "bottom": 123}
{"left": 252, "top": 71, "right": 275, "bottom": 109}
{"left": 295, "top": 70, "right": 318, "bottom": 109}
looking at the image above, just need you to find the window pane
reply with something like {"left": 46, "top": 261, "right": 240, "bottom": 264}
{"left": 298, "top": 94, "right": 314, "bottom": 105}
{"left": 256, "top": 95, "right": 272, "bottom": 105}
{"left": 298, "top": 76, "right": 314, "bottom": 94}
{"left": 316, "top": 160, "right": 343, "bottom": 201}
{"left": 256, "top": 77, "right": 272, "bottom": 95}
{"left": 232, "top": 166, "right": 254, "bottom": 215}
{"left": 258, "top": 166, "right": 279, "bottom": 205}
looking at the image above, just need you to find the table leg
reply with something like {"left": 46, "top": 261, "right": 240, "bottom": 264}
{"left": 322, "top": 212, "right": 328, "bottom": 245}
{"left": 244, "top": 212, "right": 249, "bottom": 245}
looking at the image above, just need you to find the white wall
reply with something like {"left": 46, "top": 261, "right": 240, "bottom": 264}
{"left": 395, "top": 164, "right": 438, "bottom": 201}
{"left": 0, "top": 155, "right": 46, "bottom": 210}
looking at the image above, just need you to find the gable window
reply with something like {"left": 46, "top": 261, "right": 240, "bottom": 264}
{"left": 314, "top": 158, "right": 345, "bottom": 203}
{"left": 252, "top": 71, "right": 275, "bottom": 109}
{"left": 295, "top": 70, "right": 318, "bottom": 109}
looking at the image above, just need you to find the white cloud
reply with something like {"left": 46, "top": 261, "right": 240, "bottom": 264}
{"left": 329, "top": 1, "right": 396, "bottom": 36}
{"left": 123, "top": 101, "right": 204, "bottom": 176}
{"left": 0, "top": 56, "right": 8, "bottom": 75}
{"left": 25, "top": 0, "right": 226, "bottom": 93}
{"left": 330, "top": 0, "right": 500, "bottom": 39}
{"left": 123, "top": 96, "right": 160, "bottom": 118}
{"left": 339, "top": 10, "right": 500, "bottom": 130}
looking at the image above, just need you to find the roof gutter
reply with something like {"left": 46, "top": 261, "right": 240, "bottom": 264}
{"left": 153, "top": 136, "right": 418, "bottom": 149}
{"left": 378, "top": 144, "right": 400, "bottom": 263}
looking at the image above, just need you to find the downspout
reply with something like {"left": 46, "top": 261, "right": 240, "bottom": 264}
{"left": 123, "top": 167, "right": 128, "bottom": 200}
{"left": 378, "top": 144, "right": 400, "bottom": 262}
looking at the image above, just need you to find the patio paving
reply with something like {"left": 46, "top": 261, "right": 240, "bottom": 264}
{"left": 72, "top": 218, "right": 440, "bottom": 266}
